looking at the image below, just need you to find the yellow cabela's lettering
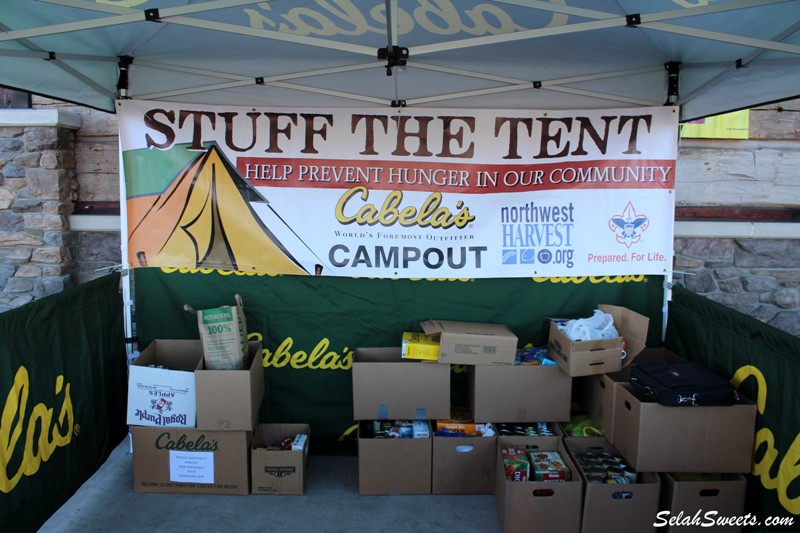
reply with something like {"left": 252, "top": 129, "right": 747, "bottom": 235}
{"left": 335, "top": 186, "right": 474, "bottom": 229}
{"left": 262, "top": 337, "right": 352, "bottom": 371}
{"left": 532, "top": 275, "right": 645, "bottom": 284}
{"left": 1, "top": 366, "right": 74, "bottom": 493}
{"left": 732, "top": 365, "right": 800, "bottom": 513}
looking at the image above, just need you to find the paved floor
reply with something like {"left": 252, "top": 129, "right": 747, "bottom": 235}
{"left": 39, "top": 436, "right": 501, "bottom": 533}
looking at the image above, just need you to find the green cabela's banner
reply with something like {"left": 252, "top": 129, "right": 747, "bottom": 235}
{"left": 134, "top": 268, "right": 666, "bottom": 448}
{"left": 666, "top": 286, "right": 800, "bottom": 529}
{"left": 118, "top": 101, "right": 677, "bottom": 278}
{"left": 0, "top": 274, "right": 128, "bottom": 533}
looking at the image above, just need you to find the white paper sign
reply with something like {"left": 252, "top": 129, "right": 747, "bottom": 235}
{"left": 169, "top": 451, "right": 214, "bottom": 484}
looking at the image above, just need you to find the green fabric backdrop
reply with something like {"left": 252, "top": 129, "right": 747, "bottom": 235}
{"left": 134, "top": 268, "right": 665, "bottom": 450}
{"left": 0, "top": 274, "right": 128, "bottom": 533}
{"left": 666, "top": 285, "right": 800, "bottom": 529}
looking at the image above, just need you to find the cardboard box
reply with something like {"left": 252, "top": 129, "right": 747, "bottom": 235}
{"left": 613, "top": 383, "right": 756, "bottom": 473}
{"left": 127, "top": 339, "right": 202, "bottom": 427}
{"left": 352, "top": 347, "right": 450, "bottom": 421}
{"left": 495, "top": 437, "right": 583, "bottom": 533}
{"left": 573, "top": 347, "right": 685, "bottom": 442}
{"left": 432, "top": 434, "right": 496, "bottom": 494}
{"left": 195, "top": 340, "right": 264, "bottom": 431}
{"left": 659, "top": 473, "right": 747, "bottom": 532}
{"left": 565, "top": 438, "right": 661, "bottom": 533}
{"left": 401, "top": 331, "right": 440, "bottom": 361}
{"left": 469, "top": 363, "right": 571, "bottom": 422}
{"left": 548, "top": 305, "right": 649, "bottom": 377}
{"left": 420, "top": 320, "right": 518, "bottom": 366}
{"left": 131, "top": 425, "right": 250, "bottom": 495}
{"left": 250, "top": 423, "right": 310, "bottom": 495}
{"left": 357, "top": 421, "right": 432, "bottom": 495}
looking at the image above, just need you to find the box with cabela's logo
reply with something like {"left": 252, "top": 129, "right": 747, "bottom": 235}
{"left": 250, "top": 423, "right": 310, "bottom": 495}
{"left": 127, "top": 340, "right": 202, "bottom": 427}
{"left": 131, "top": 426, "right": 251, "bottom": 495}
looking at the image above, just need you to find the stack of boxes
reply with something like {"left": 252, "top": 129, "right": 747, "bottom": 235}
{"left": 353, "top": 308, "right": 756, "bottom": 533}
{"left": 127, "top": 340, "right": 264, "bottom": 495}
{"left": 126, "top": 338, "right": 311, "bottom": 496}
{"left": 126, "top": 304, "right": 757, "bottom": 531}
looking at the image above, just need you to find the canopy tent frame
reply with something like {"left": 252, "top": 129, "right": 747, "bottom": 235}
{"left": 1, "top": 0, "right": 799, "bottom": 119}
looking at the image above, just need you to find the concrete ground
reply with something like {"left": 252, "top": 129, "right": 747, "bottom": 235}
{"left": 39, "top": 437, "right": 501, "bottom": 533}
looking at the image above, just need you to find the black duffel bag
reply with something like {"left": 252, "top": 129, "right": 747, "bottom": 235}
{"left": 630, "top": 359, "right": 739, "bottom": 406}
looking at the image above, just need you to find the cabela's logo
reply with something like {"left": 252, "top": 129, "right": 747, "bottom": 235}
{"left": 335, "top": 186, "right": 475, "bottom": 229}
{"left": 1, "top": 366, "right": 75, "bottom": 493}
{"left": 608, "top": 202, "right": 649, "bottom": 248}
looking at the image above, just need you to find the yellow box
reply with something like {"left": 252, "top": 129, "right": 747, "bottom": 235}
{"left": 402, "top": 331, "right": 440, "bottom": 361}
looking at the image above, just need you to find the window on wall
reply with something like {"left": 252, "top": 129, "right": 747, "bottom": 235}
{"left": 0, "top": 88, "right": 32, "bottom": 109}
{"left": 680, "top": 109, "right": 750, "bottom": 139}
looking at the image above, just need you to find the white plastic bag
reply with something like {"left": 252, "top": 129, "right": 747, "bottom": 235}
{"left": 560, "top": 309, "right": 619, "bottom": 341}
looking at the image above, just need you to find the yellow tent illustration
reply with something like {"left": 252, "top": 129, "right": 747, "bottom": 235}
{"left": 127, "top": 144, "right": 308, "bottom": 274}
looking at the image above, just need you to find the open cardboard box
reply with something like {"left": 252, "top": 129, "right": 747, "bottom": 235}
{"left": 564, "top": 437, "right": 661, "bottom": 533}
{"left": 573, "top": 347, "right": 685, "bottom": 443}
{"left": 195, "top": 340, "right": 264, "bottom": 431}
{"left": 659, "top": 473, "right": 747, "bottom": 533}
{"left": 432, "top": 433, "right": 497, "bottom": 494}
{"left": 548, "top": 305, "right": 649, "bottom": 377}
{"left": 495, "top": 437, "right": 583, "bottom": 533}
{"left": 420, "top": 319, "right": 518, "bottom": 366}
{"left": 469, "top": 362, "right": 571, "bottom": 422}
{"left": 250, "top": 423, "right": 310, "bottom": 495}
{"left": 352, "top": 347, "right": 450, "bottom": 421}
{"left": 127, "top": 339, "right": 202, "bottom": 427}
{"left": 357, "top": 420, "right": 432, "bottom": 495}
{"left": 613, "top": 382, "right": 756, "bottom": 473}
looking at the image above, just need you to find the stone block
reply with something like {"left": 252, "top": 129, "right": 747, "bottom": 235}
{"left": 718, "top": 278, "right": 744, "bottom": 293}
{"left": 713, "top": 267, "right": 745, "bottom": 280}
{"left": 0, "top": 230, "right": 44, "bottom": 246}
{"left": 774, "top": 289, "right": 800, "bottom": 310}
{"left": 768, "top": 311, "right": 800, "bottom": 337}
{"left": 8, "top": 294, "right": 33, "bottom": 307}
{"left": 31, "top": 246, "right": 71, "bottom": 264}
{"left": 41, "top": 150, "right": 77, "bottom": 170}
{"left": 674, "top": 238, "right": 734, "bottom": 261}
{"left": 25, "top": 168, "right": 72, "bottom": 200}
{"left": 684, "top": 270, "right": 716, "bottom": 293}
{"left": 12, "top": 152, "right": 41, "bottom": 169}
{"left": 34, "top": 276, "right": 71, "bottom": 298}
{"left": 0, "top": 187, "right": 14, "bottom": 209}
{"left": 4, "top": 276, "right": 33, "bottom": 293}
{"left": 735, "top": 239, "right": 800, "bottom": 268}
{"left": 24, "top": 127, "right": 73, "bottom": 152}
{"left": 42, "top": 263, "right": 78, "bottom": 276}
{"left": 673, "top": 255, "right": 703, "bottom": 270}
{"left": 743, "top": 276, "right": 780, "bottom": 293}
{"left": 23, "top": 213, "right": 67, "bottom": 231}
{"left": 751, "top": 304, "right": 780, "bottom": 322}
{"left": 0, "top": 247, "right": 32, "bottom": 264}
{"left": 14, "top": 263, "right": 42, "bottom": 277}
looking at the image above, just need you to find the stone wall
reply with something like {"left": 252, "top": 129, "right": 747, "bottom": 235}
{"left": 0, "top": 111, "right": 81, "bottom": 311}
{"left": 673, "top": 238, "right": 800, "bottom": 336}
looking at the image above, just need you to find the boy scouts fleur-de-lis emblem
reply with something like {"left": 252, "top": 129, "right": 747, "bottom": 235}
{"left": 609, "top": 202, "right": 649, "bottom": 248}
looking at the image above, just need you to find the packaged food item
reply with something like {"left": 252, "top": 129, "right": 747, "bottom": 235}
{"left": 401, "top": 331, "right": 440, "bottom": 361}
{"left": 184, "top": 294, "right": 248, "bottom": 370}
{"left": 529, "top": 450, "right": 571, "bottom": 481}
{"left": 501, "top": 446, "right": 531, "bottom": 481}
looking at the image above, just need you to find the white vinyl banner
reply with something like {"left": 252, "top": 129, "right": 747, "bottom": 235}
{"left": 118, "top": 100, "right": 677, "bottom": 278}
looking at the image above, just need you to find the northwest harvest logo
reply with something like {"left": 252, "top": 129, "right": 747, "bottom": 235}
{"left": 609, "top": 202, "right": 649, "bottom": 248}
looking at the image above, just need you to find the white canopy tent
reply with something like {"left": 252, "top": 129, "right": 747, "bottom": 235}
{"left": 1, "top": 0, "right": 798, "bottom": 121}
